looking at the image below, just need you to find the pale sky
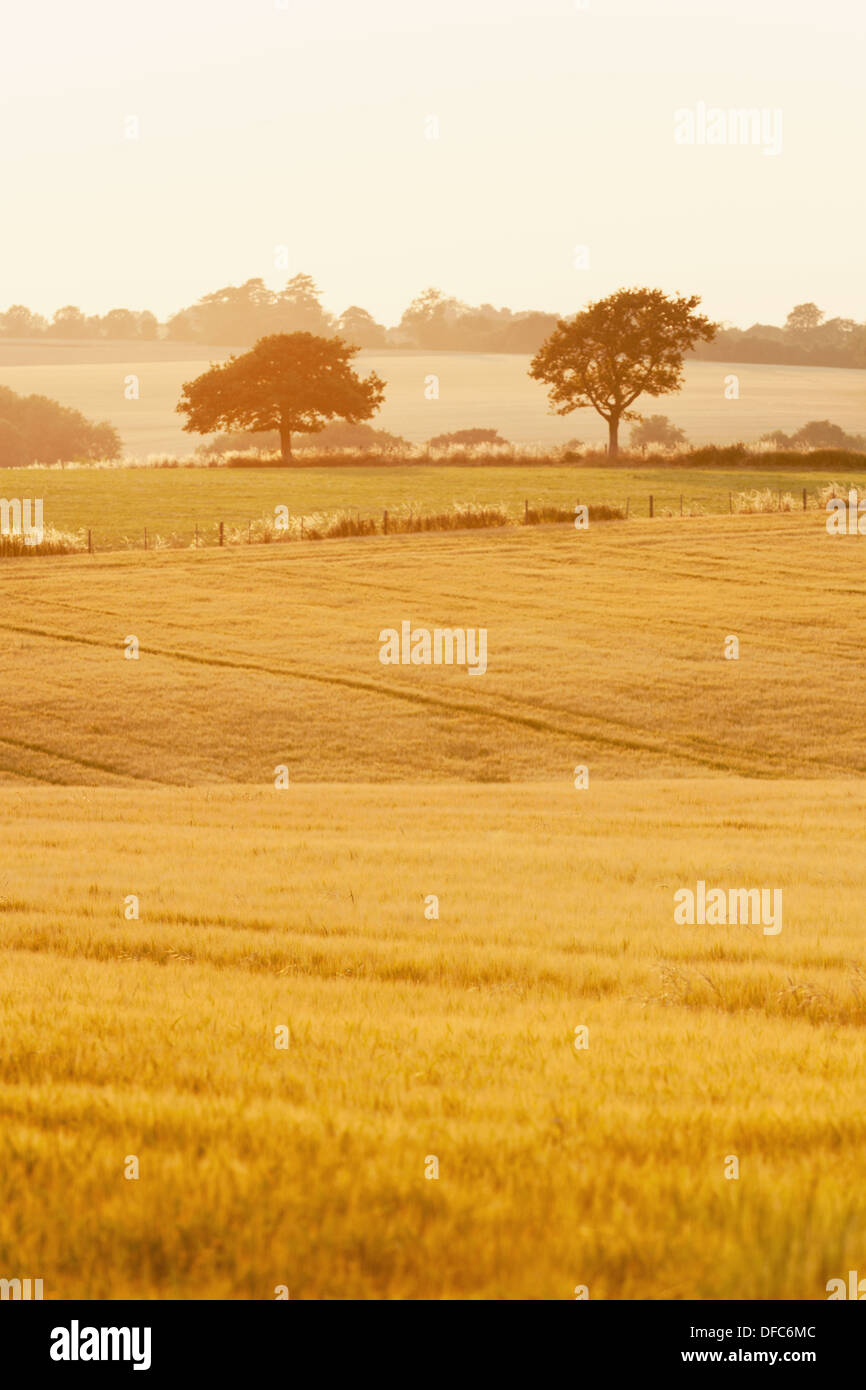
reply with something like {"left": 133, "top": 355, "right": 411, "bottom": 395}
{"left": 0, "top": 0, "right": 863, "bottom": 328}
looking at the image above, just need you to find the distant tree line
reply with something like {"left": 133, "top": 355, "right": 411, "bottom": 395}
{"left": 165, "top": 278, "right": 559, "bottom": 353}
{"left": 0, "top": 304, "right": 159, "bottom": 340}
{"left": 2, "top": 280, "right": 865, "bottom": 367}
{"left": 689, "top": 302, "right": 866, "bottom": 369}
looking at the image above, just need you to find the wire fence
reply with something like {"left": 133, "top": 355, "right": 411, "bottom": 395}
{"left": 0, "top": 486, "right": 830, "bottom": 558}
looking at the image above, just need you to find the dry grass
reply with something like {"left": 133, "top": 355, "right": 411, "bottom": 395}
{"left": 0, "top": 513, "right": 863, "bottom": 784}
{"left": 1, "top": 515, "right": 865, "bottom": 1299}
{"left": 1, "top": 779, "right": 865, "bottom": 1299}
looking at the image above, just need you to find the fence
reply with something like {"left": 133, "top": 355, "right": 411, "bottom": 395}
{"left": 0, "top": 487, "right": 826, "bottom": 558}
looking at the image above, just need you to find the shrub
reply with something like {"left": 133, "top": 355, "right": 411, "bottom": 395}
{"left": 0, "top": 386, "right": 121, "bottom": 465}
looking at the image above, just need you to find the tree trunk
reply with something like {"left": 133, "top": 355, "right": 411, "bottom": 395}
{"left": 279, "top": 422, "right": 292, "bottom": 466}
{"left": 608, "top": 416, "right": 620, "bottom": 460}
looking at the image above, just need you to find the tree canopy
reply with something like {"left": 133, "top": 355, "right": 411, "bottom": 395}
{"left": 629, "top": 414, "right": 688, "bottom": 454}
{"left": 0, "top": 385, "right": 121, "bottom": 465}
{"left": 529, "top": 287, "right": 717, "bottom": 457}
{"left": 176, "top": 332, "right": 387, "bottom": 464}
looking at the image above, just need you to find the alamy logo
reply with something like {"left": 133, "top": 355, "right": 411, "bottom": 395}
{"left": 50, "top": 1320, "right": 152, "bottom": 1371}
{"left": 379, "top": 621, "right": 487, "bottom": 676}
{"left": 826, "top": 490, "right": 866, "bottom": 534}
{"left": 0, "top": 1276, "right": 43, "bottom": 1299}
{"left": 674, "top": 103, "right": 783, "bottom": 157}
{"left": 826, "top": 1271, "right": 866, "bottom": 1299}
{"left": 0, "top": 497, "right": 43, "bottom": 546}
{"left": 674, "top": 880, "right": 782, "bottom": 935}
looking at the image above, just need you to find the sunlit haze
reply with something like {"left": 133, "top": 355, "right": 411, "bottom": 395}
{"left": 1, "top": 0, "right": 863, "bottom": 325}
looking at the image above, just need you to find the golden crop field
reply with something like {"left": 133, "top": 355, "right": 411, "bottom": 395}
{"left": 1, "top": 512, "right": 865, "bottom": 1299}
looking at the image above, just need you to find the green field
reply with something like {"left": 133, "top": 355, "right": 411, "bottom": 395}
{"left": 3, "top": 463, "right": 864, "bottom": 549}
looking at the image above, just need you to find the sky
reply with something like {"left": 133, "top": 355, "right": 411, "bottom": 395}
{"left": 0, "top": 0, "right": 863, "bottom": 329}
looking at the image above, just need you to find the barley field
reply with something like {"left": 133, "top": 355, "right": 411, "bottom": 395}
{"left": 1, "top": 514, "right": 865, "bottom": 1299}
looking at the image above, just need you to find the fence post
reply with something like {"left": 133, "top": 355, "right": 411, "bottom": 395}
{"left": 525, "top": 497, "right": 529, "bottom": 524}
{"left": 729, "top": 492, "right": 733, "bottom": 514}
{"left": 649, "top": 494, "right": 653, "bottom": 518}
{"left": 219, "top": 521, "right": 224, "bottom": 547}
{"left": 383, "top": 509, "right": 388, "bottom": 535}
{"left": 625, "top": 496, "right": 630, "bottom": 518}
{"left": 87, "top": 528, "right": 92, "bottom": 554}
{"left": 803, "top": 487, "right": 807, "bottom": 511}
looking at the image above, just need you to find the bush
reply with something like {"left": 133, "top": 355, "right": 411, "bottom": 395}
{"left": 760, "top": 420, "right": 866, "bottom": 452}
{"left": 0, "top": 386, "right": 121, "bottom": 465}
{"left": 685, "top": 442, "right": 751, "bottom": 466}
{"left": 427, "top": 428, "right": 507, "bottom": 449}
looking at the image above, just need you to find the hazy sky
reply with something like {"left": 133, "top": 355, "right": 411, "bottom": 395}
{"left": 1, "top": 0, "right": 863, "bottom": 328}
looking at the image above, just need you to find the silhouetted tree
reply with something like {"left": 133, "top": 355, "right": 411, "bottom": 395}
{"left": 399, "top": 288, "right": 467, "bottom": 348}
{"left": 47, "top": 305, "right": 96, "bottom": 339}
{"left": 759, "top": 420, "right": 866, "bottom": 452}
{"left": 273, "top": 274, "right": 334, "bottom": 337}
{"left": 529, "top": 288, "right": 717, "bottom": 458}
{"left": 0, "top": 418, "right": 28, "bottom": 465}
{"left": 629, "top": 414, "right": 688, "bottom": 453}
{"left": 784, "top": 302, "right": 824, "bottom": 342}
{"left": 0, "top": 385, "right": 121, "bottom": 462}
{"left": 0, "top": 305, "right": 47, "bottom": 338}
{"left": 101, "top": 308, "right": 140, "bottom": 340}
{"left": 136, "top": 311, "right": 160, "bottom": 340}
{"left": 177, "top": 332, "right": 386, "bottom": 465}
{"left": 337, "top": 306, "right": 388, "bottom": 348}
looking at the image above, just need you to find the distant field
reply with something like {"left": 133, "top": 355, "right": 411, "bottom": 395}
{"left": 3, "top": 463, "right": 866, "bottom": 548}
{"left": 0, "top": 341, "right": 863, "bottom": 454}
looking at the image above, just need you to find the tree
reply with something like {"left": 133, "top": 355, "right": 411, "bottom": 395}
{"left": 399, "top": 288, "right": 467, "bottom": 348}
{"left": 529, "top": 288, "right": 717, "bottom": 458}
{"left": 791, "top": 419, "right": 864, "bottom": 451}
{"left": 0, "top": 419, "right": 28, "bottom": 465}
{"left": 101, "top": 308, "right": 140, "bottom": 340}
{"left": 192, "top": 278, "right": 274, "bottom": 344}
{"left": 47, "top": 305, "right": 95, "bottom": 339}
{"left": 165, "top": 309, "right": 198, "bottom": 341}
{"left": 629, "top": 414, "right": 688, "bottom": 454}
{"left": 136, "top": 310, "right": 160, "bottom": 341}
{"left": 759, "top": 420, "right": 866, "bottom": 453}
{"left": 273, "top": 274, "right": 334, "bottom": 337}
{"left": 177, "top": 332, "right": 386, "bottom": 465}
{"left": 0, "top": 305, "right": 47, "bottom": 338}
{"left": 336, "top": 306, "right": 387, "bottom": 348}
{"left": 0, "top": 385, "right": 121, "bottom": 462}
{"left": 784, "top": 302, "right": 824, "bottom": 342}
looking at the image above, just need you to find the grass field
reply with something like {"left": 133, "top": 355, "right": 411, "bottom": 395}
{"left": 3, "top": 463, "right": 866, "bottom": 549}
{"left": 1, "top": 514, "right": 865, "bottom": 1299}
